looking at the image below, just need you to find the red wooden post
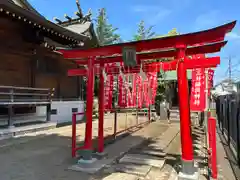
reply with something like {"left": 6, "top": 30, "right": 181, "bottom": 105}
{"left": 210, "top": 117, "right": 218, "bottom": 179}
{"left": 208, "top": 116, "right": 213, "bottom": 153}
{"left": 176, "top": 45, "right": 195, "bottom": 174}
{"left": 72, "top": 113, "right": 77, "bottom": 158}
{"left": 207, "top": 116, "right": 212, "bottom": 174}
{"left": 84, "top": 56, "right": 95, "bottom": 150}
{"left": 98, "top": 63, "right": 105, "bottom": 153}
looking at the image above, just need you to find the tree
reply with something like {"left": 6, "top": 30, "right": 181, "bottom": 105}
{"left": 95, "top": 8, "right": 121, "bottom": 46}
{"left": 155, "top": 28, "right": 180, "bottom": 107}
{"left": 133, "top": 20, "right": 156, "bottom": 41}
{"left": 91, "top": 8, "right": 122, "bottom": 97}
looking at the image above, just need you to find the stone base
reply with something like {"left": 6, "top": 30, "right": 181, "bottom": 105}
{"left": 178, "top": 159, "right": 199, "bottom": 180}
{"left": 69, "top": 158, "right": 105, "bottom": 174}
{"left": 78, "top": 158, "right": 97, "bottom": 164}
{"left": 178, "top": 170, "right": 199, "bottom": 180}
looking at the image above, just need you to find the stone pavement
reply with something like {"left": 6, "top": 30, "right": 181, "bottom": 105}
{"left": 0, "top": 115, "right": 165, "bottom": 180}
{"left": 100, "top": 122, "right": 181, "bottom": 180}
{"left": 0, "top": 112, "right": 147, "bottom": 148}
{"left": 216, "top": 132, "right": 236, "bottom": 180}
{"left": 0, "top": 116, "right": 235, "bottom": 180}
{"left": 192, "top": 126, "right": 236, "bottom": 180}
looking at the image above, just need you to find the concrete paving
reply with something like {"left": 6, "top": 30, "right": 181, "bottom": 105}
{"left": 0, "top": 113, "right": 148, "bottom": 180}
{"left": 114, "top": 163, "right": 152, "bottom": 177}
{"left": 0, "top": 115, "right": 234, "bottom": 180}
{"left": 216, "top": 132, "right": 236, "bottom": 180}
{"left": 102, "top": 172, "right": 139, "bottom": 180}
{"left": 0, "top": 114, "right": 168, "bottom": 180}
{"left": 191, "top": 125, "right": 236, "bottom": 180}
{"left": 119, "top": 154, "right": 166, "bottom": 168}
{"left": 101, "top": 122, "right": 181, "bottom": 180}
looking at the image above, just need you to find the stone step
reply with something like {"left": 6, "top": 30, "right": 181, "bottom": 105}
{"left": 140, "top": 150, "right": 167, "bottom": 157}
{"left": 119, "top": 154, "right": 165, "bottom": 168}
{"left": 114, "top": 163, "right": 151, "bottom": 177}
{"left": 102, "top": 172, "right": 139, "bottom": 180}
{"left": 144, "top": 164, "right": 177, "bottom": 180}
{"left": 0, "top": 122, "right": 57, "bottom": 140}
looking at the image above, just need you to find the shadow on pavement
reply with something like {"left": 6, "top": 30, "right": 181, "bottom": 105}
{"left": 0, "top": 122, "right": 155, "bottom": 180}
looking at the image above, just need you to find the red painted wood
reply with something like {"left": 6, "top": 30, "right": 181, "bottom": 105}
{"left": 59, "top": 22, "right": 235, "bottom": 59}
{"left": 142, "top": 57, "right": 220, "bottom": 72}
{"left": 209, "top": 117, "right": 218, "bottom": 179}
{"left": 84, "top": 57, "right": 95, "bottom": 150}
{"left": 67, "top": 56, "right": 220, "bottom": 76}
{"left": 73, "top": 41, "right": 227, "bottom": 65}
{"left": 68, "top": 69, "right": 87, "bottom": 76}
{"left": 98, "top": 63, "right": 105, "bottom": 153}
{"left": 72, "top": 113, "right": 77, "bottom": 158}
{"left": 177, "top": 46, "right": 194, "bottom": 161}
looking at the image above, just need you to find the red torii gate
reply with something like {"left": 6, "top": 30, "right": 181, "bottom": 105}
{"left": 58, "top": 21, "right": 236, "bottom": 177}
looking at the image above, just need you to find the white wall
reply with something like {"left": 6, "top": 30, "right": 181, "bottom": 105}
{"left": 36, "top": 101, "right": 85, "bottom": 124}
{"left": 52, "top": 101, "right": 85, "bottom": 124}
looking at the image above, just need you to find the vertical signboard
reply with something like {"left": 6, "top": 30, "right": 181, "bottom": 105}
{"left": 190, "top": 68, "right": 206, "bottom": 111}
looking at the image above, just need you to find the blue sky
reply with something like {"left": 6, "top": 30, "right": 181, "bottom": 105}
{"left": 29, "top": 0, "right": 240, "bottom": 83}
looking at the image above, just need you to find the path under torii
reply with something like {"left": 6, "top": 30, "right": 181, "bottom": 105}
{"left": 58, "top": 20, "right": 236, "bottom": 178}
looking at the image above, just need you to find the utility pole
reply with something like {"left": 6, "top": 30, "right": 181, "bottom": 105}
{"left": 229, "top": 56, "right": 232, "bottom": 82}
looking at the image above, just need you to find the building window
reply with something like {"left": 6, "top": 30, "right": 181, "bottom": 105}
{"left": 51, "top": 109, "right": 57, "bottom": 115}
{"left": 72, "top": 108, "right": 78, "bottom": 113}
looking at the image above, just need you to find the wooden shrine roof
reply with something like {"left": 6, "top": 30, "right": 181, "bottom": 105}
{"left": 10, "top": 0, "right": 43, "bottom": 17}
{"left": 0, "top": 0, "right": 91, "bottom": 46}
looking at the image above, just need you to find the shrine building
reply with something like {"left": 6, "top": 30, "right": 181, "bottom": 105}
{"left": 0, "top": 0, "right": 98, "bottom": 128}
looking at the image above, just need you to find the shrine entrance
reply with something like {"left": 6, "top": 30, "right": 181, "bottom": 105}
{"left": 165, "top": 80, "right": 192, "bottom": 108}
{"left": 58, "top": 20, "right": 236, "bottom": 178}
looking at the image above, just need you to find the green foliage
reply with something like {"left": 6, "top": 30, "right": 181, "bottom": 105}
{"left": 96, "top": 8, "right": 121, "bottom": 46}
{"left": 133, "top": 20, "right": 156, "bottom": 41}
{"left": 132, "top": 22, "right": 179, "bottom": 104}
{"left": 93, "top": 8, "right": 122, "bottom": 97}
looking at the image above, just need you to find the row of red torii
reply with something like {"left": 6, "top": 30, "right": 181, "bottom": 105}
{"left": 59, "top": 21, "right": 236, "bottom": 176}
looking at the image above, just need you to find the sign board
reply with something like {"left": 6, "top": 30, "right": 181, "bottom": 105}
{"left": 122, "top": 46, "right": 137, "bottom": 67}
{"left": 190, "top": 68, "right": 206, "bottom": 111}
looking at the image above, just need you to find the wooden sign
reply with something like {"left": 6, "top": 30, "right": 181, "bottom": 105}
{"left": 122, "top": 46, "right": 137, "bottom": 67}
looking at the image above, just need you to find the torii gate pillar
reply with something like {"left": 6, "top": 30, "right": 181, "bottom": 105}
{"left": 176, "top": 45, "right": 198, "bottom": 179}
{"left": 80, "top": 56, "right": 95, "bottom": 162}
{"left": 98, "top": 63, "right": 105, "bottom": 153}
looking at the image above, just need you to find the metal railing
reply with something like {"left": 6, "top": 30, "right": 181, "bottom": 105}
{"left": 70, "top": 106, "right": 153, "bottom": 158}
{"left": 0, "top": 86, "right": 54, "bottom": 127}
{"left": 215, "top": 93, "right": 240, "bottom": 166}
{"left": 0, "top": 86, "right": 54, "bottom": 104}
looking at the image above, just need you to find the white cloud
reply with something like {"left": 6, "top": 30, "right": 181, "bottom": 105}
{"left": 131, "top": 5, "right": 171, "bottom": 25}
{"left": 194, "top": 10, "right": 220, "bottom": 30}
{"left": 226, "top": 32, "right": 240, "bottom": 40}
